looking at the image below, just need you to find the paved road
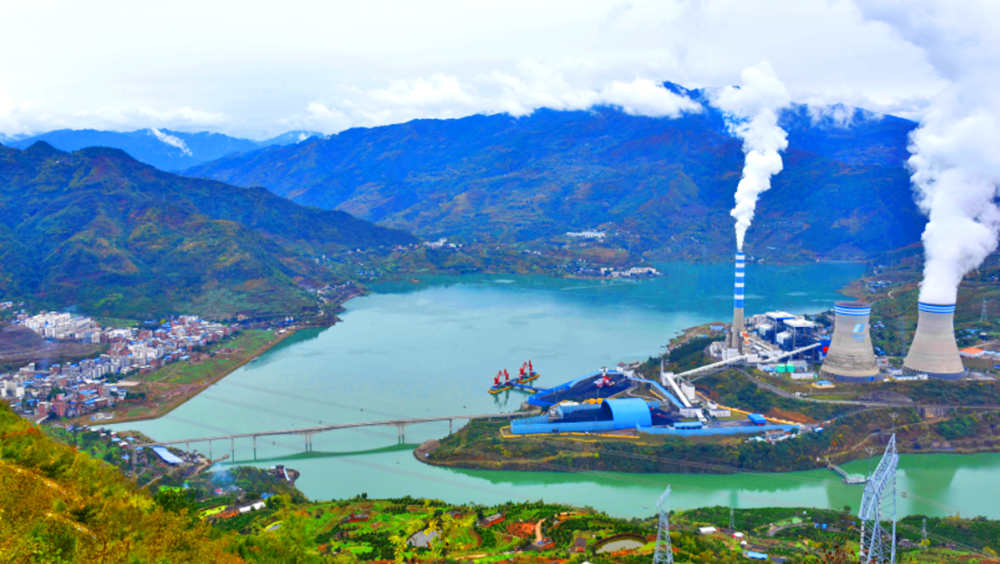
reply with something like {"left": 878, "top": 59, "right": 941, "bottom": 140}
{"left": 736, "top": 369, "right": 1000, "bottom": 413}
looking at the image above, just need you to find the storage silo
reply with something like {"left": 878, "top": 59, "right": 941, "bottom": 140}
{"left": 727, "top": 252, "right": 745, "bottom": 352}
{"left": 820, "top": 301, "right": 880, "bottom": 382}
{"left": 903, "top": 303, "right": 967, "bottom": 379}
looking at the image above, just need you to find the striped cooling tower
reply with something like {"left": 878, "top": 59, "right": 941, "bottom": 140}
{"left": 903, "top": 302, "right": 967, "bottom": 379}
{"left": 729, "top": 252, "right": 745, "bottom": 351}
{"left": 820, "top": 301, "right": 879, "bottom": 381}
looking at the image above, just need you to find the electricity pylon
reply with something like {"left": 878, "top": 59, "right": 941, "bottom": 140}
{"left": 653, "top": 486, "right": 674, "bottom": 564}
{"left": 859, "top": 434, "right": 899, "bottom": 564}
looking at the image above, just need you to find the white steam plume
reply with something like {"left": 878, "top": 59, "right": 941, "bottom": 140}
{"left": 711, "top": 62, "right": 791, "bottom": 251}
{"left": 852, "top": 1, "right": 1000, "bottom": 305}
{"left": 909, "top": 83, "right": 1000, "bottom": 304}
{"left": 149, "top": 128, "right": 193, "bottom": 156}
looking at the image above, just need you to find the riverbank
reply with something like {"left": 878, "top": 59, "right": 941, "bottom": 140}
{"left": 67, "top": 328, "right": 300, "bottom": 426}
{"left": 422, "top": 370, "right": 1000, "bottom": 474}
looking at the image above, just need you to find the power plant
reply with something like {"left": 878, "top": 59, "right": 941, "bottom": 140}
{"left": 903, "top": 303, "right": 967, "bottom": 379}
{"left": 820, "top": 301, "right": 880, "bottom": 382}
{"left": 728, "top": 252, "right": 745, "bottom": 352}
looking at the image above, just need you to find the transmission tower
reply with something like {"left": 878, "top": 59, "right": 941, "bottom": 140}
{"left": 858, "top": 434, "right": 899, "bottom": 564}
{"left": 653, "top": 486, "right": 674, "bottom": 564}
{"left": 921, "top": 517, "right": 928, "bottom": 549}
{"left": 730, "top": 506, "right": 735, "bottom": 530}
{"left": 982, "top": 299, "right": 989, "bottom": 323}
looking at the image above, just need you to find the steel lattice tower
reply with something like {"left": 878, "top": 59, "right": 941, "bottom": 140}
{"left": 859, "top": 434, "right": 899, "bottom": 564}
{"left": 653, "top": 486, "right": 674, "bottom": 564}
{"left": 982, "top": 299, "right": 989, "bottom": 323}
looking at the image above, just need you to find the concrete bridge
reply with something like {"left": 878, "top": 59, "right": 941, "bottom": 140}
{"left": 134, "top": 411, "right": 533, "bottom": 462}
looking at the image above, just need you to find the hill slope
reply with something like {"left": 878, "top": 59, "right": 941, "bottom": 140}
{"left": 0, "top": 402, "right": 243, "bottom": 563}
{"left": 185, "top": 95, "right": 924, "bottom": 260}
{"left": 0, "top": 142, "right": 415, "bottom": 318}
{"left": 6, "top": 128, "right": 322, "bottom": 171}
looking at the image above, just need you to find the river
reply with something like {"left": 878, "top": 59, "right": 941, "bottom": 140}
{"left": 110, "top": 262, "right": 1000, "bottom": 519}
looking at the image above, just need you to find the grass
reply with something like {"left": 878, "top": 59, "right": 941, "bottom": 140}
{"left": 69, "top": 329, "right": 288, "bottom": 425}
{"left": 95, "top": 316, "right": 140, "bottom": 328}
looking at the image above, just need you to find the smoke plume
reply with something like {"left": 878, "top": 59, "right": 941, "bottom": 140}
{"left": 150, "top": 128, "right": 193, "bottom": 156}
{"left": 711, "top": 62, "right": 791, "bottom": 251}
{"left": 853, "top": 1, "right": 1000, "bottom": 305}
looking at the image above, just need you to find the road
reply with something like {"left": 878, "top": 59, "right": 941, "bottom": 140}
{"left": 736, "top": 369, "right": 1000, "bottom": 412}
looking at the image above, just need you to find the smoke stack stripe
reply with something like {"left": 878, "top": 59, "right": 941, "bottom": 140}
{"left": 820, "top": 301, "right": 880, "bottom": 381}
{"left": 729, "top": 252, "right": 746, "bottom": 350}
{"left": 918, "top": 303, "right": 955, "bottom": 314}
{"left": 903, "top": 302, "right": 966, "bottom": 379}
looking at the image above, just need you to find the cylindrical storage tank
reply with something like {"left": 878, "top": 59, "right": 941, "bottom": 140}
{"left": 820, "top": 301, "right": 881, "bottom": 382}
{"left": 728, "top": 252, "right": 745, "bottom": 351}
{"left": 903, "top": 303, "right": 967, "bottom": 379}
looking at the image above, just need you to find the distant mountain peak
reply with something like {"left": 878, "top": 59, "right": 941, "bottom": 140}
{"left": 24, "top": 140, "right": 65, "bottom": 157}
{"left": 5, "top": 128, "right": 326, "bottom": 172}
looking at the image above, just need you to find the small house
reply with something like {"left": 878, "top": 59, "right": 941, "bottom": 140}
{"left": 480, "top": 513, "right": 505, "bottom": 527}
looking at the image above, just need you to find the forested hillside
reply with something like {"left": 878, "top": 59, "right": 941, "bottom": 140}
{"left": 186, "top": 90, "right": 924, "bottom": 261}
{"left": 0, "top": 142, "right": 415, "bottom": 318}
{"left": 0, "top": 402, "right": 242, "bottom": 562}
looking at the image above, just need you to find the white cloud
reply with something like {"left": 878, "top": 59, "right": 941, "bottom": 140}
{"left": 0, "top": 0, "right": 969, "bottom": 138}
{"left": 0, "top": 99, "right": 226, "bottom": 138}
{"left": 288, "top": 62, "right": 702, "bottom": 133}
{"left": 598, "top": 78, "right": 701, "bottom": 117}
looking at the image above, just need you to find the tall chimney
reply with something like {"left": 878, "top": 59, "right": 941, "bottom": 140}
{"left": 903, "top": 303, "right": 967, "bottom": 379}
{"left": 728, "top": 252, "right": 745, "bottom": 352}
{"left": 820, "top": 301, "right": 879, "bottom": 381}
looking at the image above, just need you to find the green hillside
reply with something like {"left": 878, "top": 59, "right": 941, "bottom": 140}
{"left": 186, "top": 105, "right": 925, "bottom": 262}
{"left": 0, "top": 402, "right": 243, "bottom": 563}
{"left": 0, "top": 142, "right": 416, "bottom": 319}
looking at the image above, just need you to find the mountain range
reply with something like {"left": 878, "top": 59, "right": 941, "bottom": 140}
{"left": 0, "top": 142, "right": 414, "bottom": 319}
{"left": 183, "top": 85, "right": 925, "bottom": 261}
{"left": 3, "top": 128, "right": 322, "bottom": 171}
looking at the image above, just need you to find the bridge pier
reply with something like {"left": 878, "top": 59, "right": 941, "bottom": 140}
{"left": 253, "top": 436, "right": 257, "bottom": 460}
{"left": 209, "top": 440, "right": 212, "bottom": 460}
{"left": 231, "top": 438, "right": 235, "bottom": 461}
{"left": 449, "top": 419, "right": 453, "bottom": 435}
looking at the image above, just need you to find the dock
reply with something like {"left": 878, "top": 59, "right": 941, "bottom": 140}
{"left": 827, "top": 459, "right": 867, "bottom": 484}
{"left": 511, "top": 382, "right": 548, "bottom": 394}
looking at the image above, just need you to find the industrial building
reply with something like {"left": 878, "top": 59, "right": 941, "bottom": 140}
{"left": 820, "top": 301, "right": 881, "bottom": 382}
{"left": 904, "top": 303, "right": 968, "bottom": 379}
{"left": 510, "top": 369, "right": 800, "bottom": 438}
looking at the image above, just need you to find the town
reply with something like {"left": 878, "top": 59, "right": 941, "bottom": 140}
{"left": 1, "top": 311, "right": 235, "bottom": 422}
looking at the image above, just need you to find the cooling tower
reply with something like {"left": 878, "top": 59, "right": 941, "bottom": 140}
{"left": 728, "top": 252, "right": 745, "bottom": 352}
{"left": 820, "top": 301, "right": 880, "bottom": 382}
{"left": 903, "top": 303, "right": 967, "bottom": 379}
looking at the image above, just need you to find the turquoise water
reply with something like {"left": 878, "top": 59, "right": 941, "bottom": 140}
{"left": 111, "top": 262, "right": 1000, "bottom": 519}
